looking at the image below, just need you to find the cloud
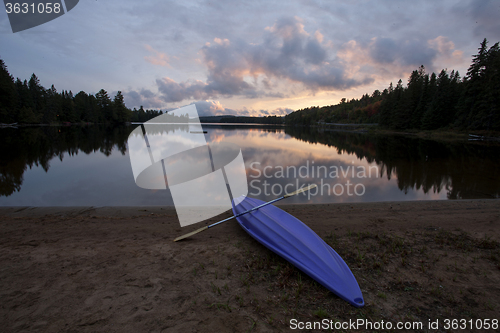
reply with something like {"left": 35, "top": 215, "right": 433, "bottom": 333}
{"left": 156, "top": 77, "right": 209, "bottom": 103}
{"left": 190, "top": 100, "right": 229, "bottom": 117}
{"left": 272, "top": 107, "right": 294, "bottom": 116}
{"left": 337, "top": 35, "right": 465, "bottom": 81}
{"left": 181, "top": 101, "right": 294, "bottom": 117}
{"left": 150, "top": 17, "right": 375, "bottom": 105}
{"left": 122, "top": 89, "right": 165, "bottom": 109}
{"left": 369, "top": 38, "right": 398, "bottom": 64}
{"left": 247, "top": 17, "right": 371, "bottom": 90}
{"left": 427, "top": 36, "right": 465, "bottom": 68}
{"left": 369, "top": 37, "right": 437, "bottom": 68}
{"left": 144, "top": 44, "right": 171, "bottom": 67}
{"left": 466, "top": 0, "right": 500, "bottom": 37}
{"left": 120, "top": 12, "right": 469, "bottom": 110}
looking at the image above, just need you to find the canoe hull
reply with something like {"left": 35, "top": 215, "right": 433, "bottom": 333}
{"left": 232, "top": 197, "right": 364, "bottom": 307}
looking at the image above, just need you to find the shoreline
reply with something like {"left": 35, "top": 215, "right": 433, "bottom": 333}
{"left": 1, "top": 199, "right": 499, "bottom": 332}
{"left": 7, "top": 122, "right": 500, "bottom": 141}
{"left": 1, "top": 199, "right": 499, "bottom": 238}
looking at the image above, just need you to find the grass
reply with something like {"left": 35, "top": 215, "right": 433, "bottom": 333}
{"left": 210, "top": 282, "right": 221, "bottom": 295}
{"left": 313, "top": 307, "right": 329, "bottom": 318}
{"left": 197, "top": 225, "right": 500, "bottom": 331}
{"left": 210, "top": 300, "right": 232, "bottom": 312}
{"left": 377, "top": 291, "right": 387, "bottom": 299}
{"left": 246, "top": 316, "right": 256, "bottom": 332}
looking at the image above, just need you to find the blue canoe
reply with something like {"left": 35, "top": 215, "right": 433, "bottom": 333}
{"left": 232, "top": 197, "right": 364, "bottom": 307}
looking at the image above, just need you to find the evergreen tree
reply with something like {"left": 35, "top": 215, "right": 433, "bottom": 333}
{"left": 96, "top": 89, "right": 114, "bottom": 123}
{"left": 0, "top": 59, "right": 17, "bottom": 123}
{"left": 391, "top": 79, "right": 407, "bottom": 129}
{"left": 138, "top": 106, "right": 146, "bottom": 122}
{"left": 422, "top": 70, "right": 452, "bottom": 129}
{"left": 74, "top": 91, "right": 92, "bottom": 123}
{"left": 407, "top": 65, "right": 427, "bottom": 128}
{"left": 413, "top": 73, "right": 429, "bottom": 129}
{"left": 379, "top": 82, "right": 394, "bottom": 127}
{"left": 28, "top": 73, "right": 44, "bottom": 121}
{"left": 60, "top": 90, "right": 75, "bottom": 122}
{"left": 15, "top": 79, "right": 37, "bottom": 123}
{"left": 43, "top": 85, "right": 60, "bottom": 123}
{"left": 456, "top": 39, "right": 500, "bottom": 130}
{"left": 113, "top": 91, "right": 129, "bottom": 123}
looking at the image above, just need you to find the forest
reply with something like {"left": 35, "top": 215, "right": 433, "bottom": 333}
{"left": 0, "top": 61, "right": 163, "bottom": 124}
{"left": 285, "top": 38, "right": 500, "bottom": 132}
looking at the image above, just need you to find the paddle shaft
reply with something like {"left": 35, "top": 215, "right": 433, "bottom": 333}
{"left": 173, "top": 184, "right": 316, "bottom": 241}
{"left": 207, "top": 196, "right": 283, "bottom": 229}
{"left": 204, "top": 184, "right": 316, "bottom": 229}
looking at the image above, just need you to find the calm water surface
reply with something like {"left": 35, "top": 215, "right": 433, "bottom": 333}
{"left": 1, "top": 125, "right": 499, "bottom": 206}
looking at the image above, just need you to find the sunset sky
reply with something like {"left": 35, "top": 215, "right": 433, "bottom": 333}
{"left": 1, "top": 0, "right": 499, "bottom": 116}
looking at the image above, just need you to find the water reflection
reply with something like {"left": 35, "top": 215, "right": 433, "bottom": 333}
{"left": 0, "top": 125, "right": 499, "bottom": 206}
{"left": 0, "top": 125, "right": 129, "bottom": 197}
{"left": 283, "top": 127, "right": 500, "bottom": 200}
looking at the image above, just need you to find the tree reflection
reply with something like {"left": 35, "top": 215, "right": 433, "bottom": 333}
{"left": 284, "top": 126, "right": 500, "bottom": 199}
{"left": 1, "top": 125, "right": 499, "bottom": 200}
{"left": 0, "top": 125, "right": 132, "bottom": 196}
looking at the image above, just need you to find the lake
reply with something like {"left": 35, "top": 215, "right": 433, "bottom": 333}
{"left": 1, "top": 125, "right": 499, "bottom": 206}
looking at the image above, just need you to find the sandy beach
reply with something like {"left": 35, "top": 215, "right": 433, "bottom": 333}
{"left": 1, "top": 200, "right": 499, "bottom": 332}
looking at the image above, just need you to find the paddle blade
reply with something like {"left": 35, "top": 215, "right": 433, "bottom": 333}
{"left": 284, "top": 184, "right": 317, "bottom": 198}
{"left": 173, "top": 226, "right": 208, "bottom": 242}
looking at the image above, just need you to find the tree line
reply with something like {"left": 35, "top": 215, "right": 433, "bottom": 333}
{"left": 0, "top": 59, "right": 163, "bottom": 124}
{"left": 285, "top": 38, "right": 500, "bottom": 132}
{"left": 285, "top": 92, "right": 383, "bottom": 126}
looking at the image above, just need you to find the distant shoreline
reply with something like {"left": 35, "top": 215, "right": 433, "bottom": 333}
{"left": 6, "top": 122, "right": 500, "bottom": 139}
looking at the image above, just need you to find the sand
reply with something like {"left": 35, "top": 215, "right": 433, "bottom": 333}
{"left": 1, "top": 200, "right": 499, "bottom": 332}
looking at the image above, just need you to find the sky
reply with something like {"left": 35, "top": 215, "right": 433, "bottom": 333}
{"left": 1, "top": 0, "right": 499, "bottom": 117}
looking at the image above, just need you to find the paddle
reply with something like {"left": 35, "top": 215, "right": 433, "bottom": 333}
{"left": 173, "top": 184, "right": 317, "bottom": 242}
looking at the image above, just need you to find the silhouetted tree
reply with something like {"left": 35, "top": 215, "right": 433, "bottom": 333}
{"left": 96, "top": 89, "right": 114, "bottom": 123}
{"left": 0, "top": 59, "right": 17, "bottom": 123}
{"left": 113, "top": 91, "right": 129, "bottom": 123}
{"left": 456, "top": 38, "right": 500, "bottom": 130}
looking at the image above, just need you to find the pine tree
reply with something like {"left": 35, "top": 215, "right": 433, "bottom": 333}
{"left": 113, "top": 91, "right": 129, "bottom": 123}
{"left": 28, "top": 73, "right": 44, "bottom": 121}
{"left": 407, "top": 65, "right": 426, "bottom": 128}
{"left": 61, "top": 90, "right": 75, "bottom": 122}
{"left": 456, "top": 39, "right": 500, "bottom": 130}
{"left": 96, "top": 89, "right": 114, "bottom": 123}
{"left": 422, "top": 70, "right": 452, "bottom": 129}
{"left": 15, "top": 79, "right": 36, "bottom": 123}
{"left": 0, "top": 59, "right": 17, "bottom": 123}
{"left": 391, "top": 79, "right": 408, "bottom": 129}
{"left": 413, "top": 73, "right": 429, "bottom": 129}
{"left": 379, "top": 83, "right": 394, "bottom": 127}
{"left": 43, "top": 84, "right": 60, "bottom": 123}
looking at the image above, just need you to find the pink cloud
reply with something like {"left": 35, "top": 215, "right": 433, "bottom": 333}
{"left": 144, "top": 44, "right": 171, "bottom": 67}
